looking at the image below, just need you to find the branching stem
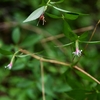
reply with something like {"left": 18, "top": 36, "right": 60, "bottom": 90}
{"left": 19, "top": 48, "right": 100, "bottom": 85}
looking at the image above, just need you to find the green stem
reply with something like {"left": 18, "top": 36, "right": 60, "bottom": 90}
{"left": 75, "top": 40, "right": 79, "bottom": 49}
{"left": 10, "top": 50, "right": 20, "bottom": 64}
{"left": 47, "top": 0, "right": 51, "bottom": 5}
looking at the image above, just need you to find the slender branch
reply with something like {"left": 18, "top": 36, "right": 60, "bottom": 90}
{"left": 41, "top": 26, "right": 94, "bottom": 43}
{"left": 19, "top": 48, "right": 100, "bottom": 84}
{"left": 40, "top": 59, "right": 46, "bottom": 100}
{"left": 84, "top": 20, "right": 100, "bottom": 50}
{"left": 0, "top": 22, "right": 93, "bottom": 40}
{"left": 19, "top": 49, "right": 70, "bottom": 67}
{"left": 74, "top": 66, "right": 100, "bottom": 84}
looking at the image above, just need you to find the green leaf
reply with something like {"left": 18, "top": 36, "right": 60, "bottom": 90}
{"left": 79, "top": 40, "right": 100, "bottom": 44}
{"left": 67, "top": 89, "right": 86, "bottom": 100}
{"left": 27, "top": 89, "right": 36, "bottom": 99}
{"left": 12, "top": 58, "right": 26, "bottom": 70}
{"left": 87, "top": 93, "right": 100, "bottom": 100}
{"left": 52, "top": 6, "right": 70, "bottom": 13}
{"left": 67, "top": 12, "right": 88, "bottom": 16}
{"left": 12, "top": 27, "right": 20, "bottom": 44}
{"left": 0, "top": 96, "right": 11, "bottom": 100}
{"left": 64, "top": 13, "right": 79, "bottom": 20}
{"left": 78, "top": 32, "right": 89, "bottom": 40}
{"left": 37, "top": 75, "right": 56, "bottom": 97}
{"left": 55, "top": 42, "right": 74, "bottom": 47}
{"left": 39, "top": 0, "right": 45, "bottom": 6}
{"left": 50, "top": 0, "right": 64, "bottom": 4}
{"left": 46, "top": 12, "right": 61, "bottom": 19}
{"left": 63, "top": 20, "right": 78, "bottom": 40}
{"left": 17, "top": 92, "right": 27, "bottom": 100}
{"left": 51, "top": 5, "right": 88, "bottom": 16}
{"left": 20, "top": 34, "right": 43, "bottom": 47}
{"left": 9, "top": 88, "right": 21, "bottom": 97}
{"left": 23, "top": 6, "right": 47, "bottom": 23}
{"left": 54, "top": 83, "right": 72, "bottom": 93}
{"left": 0, "top": 48, "right": 12, "bottom": 55}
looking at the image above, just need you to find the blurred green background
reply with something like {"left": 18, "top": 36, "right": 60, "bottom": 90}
{"left": 0, "top": 0, "right": 100, "bottom": 100}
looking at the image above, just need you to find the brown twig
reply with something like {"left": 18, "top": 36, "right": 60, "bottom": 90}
{"left": 41, "top": 26, "right": 94, "bottom": 43}
{"left": 84, "top": 20, "right": 100, "bottom": 50}
{"left": 0, "top": 22, "right": 17, "bottom": 29}
{"left": 19, "top": 48, "right": 70, "bottom": 66}
{"left": 19, "top": 48, "right": 100, "bottom": 85}
{"left": 40, "top": 58, "right": 46, "bottom": 100}
{"left": 0, "top": 22, "right": 93, "bottom": 41}
{"left": 74, "top": 66, "right": 100, "bottom": 84}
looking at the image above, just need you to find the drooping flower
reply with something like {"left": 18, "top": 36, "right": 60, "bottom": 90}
{"left": 73, "top": 48, "right": 82, "bottom": 57}
{"left": 37, "top": 14, "right": 46, "bottom": 26}
{"left": 5, "top": 62, "right": 12, "bottom": 69}
{"left": 73, "top": 40, "right": 82, "bottom": 57}
{"left": 5, "top": 50, "right": 20, "bottom": 70}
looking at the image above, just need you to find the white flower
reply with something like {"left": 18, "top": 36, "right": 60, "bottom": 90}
{"left": 73, "top": 48, "right": 82, "bottom": 57}
{"left": 5, "top": 63, "right": 12, "bottom": 69}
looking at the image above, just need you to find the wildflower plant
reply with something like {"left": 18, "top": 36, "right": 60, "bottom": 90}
{"left": 1, "top": 0, "right": 100, "bottom": 100}
{"left": 5, "top": 50, "right": 20, "bottom": 69}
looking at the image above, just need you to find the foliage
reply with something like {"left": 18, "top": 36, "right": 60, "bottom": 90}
{"left": 0, "top": 0, "right": 100, "bottom": 100}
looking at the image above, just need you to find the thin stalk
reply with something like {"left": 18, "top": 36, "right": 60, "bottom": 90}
{"left": 84, "top": 20, "right": 100, "bottom": 51}
{"left": 40, "top": 59, "right": 46, "bottom": 100}
{"left": 74, "top": 66, "right": 100, "bottom": 84}
{"left": 10, "top": 50, "right": 20, "bottom": 64}
{"left": 47, "top": 0, "right": 51, "bottom": 5}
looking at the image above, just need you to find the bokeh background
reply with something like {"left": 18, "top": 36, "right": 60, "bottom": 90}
{"left": 0, "top": 0, "right": 100, "bottom": 100}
